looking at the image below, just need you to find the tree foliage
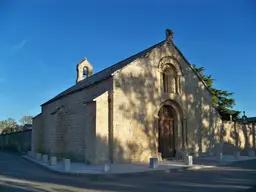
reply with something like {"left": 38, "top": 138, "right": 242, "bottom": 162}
{"left": 0, "top": 117, "right": 19, "bottom": 134}
{"left": 192, "top": 64, "right": 240, "bottom": 121}
{"left": 19, "top": 116, "right": 33, "bottom": 126}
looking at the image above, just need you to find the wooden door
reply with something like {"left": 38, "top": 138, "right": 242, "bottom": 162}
{"left": 158, "top": 117, "right": 175, "bottom": 158}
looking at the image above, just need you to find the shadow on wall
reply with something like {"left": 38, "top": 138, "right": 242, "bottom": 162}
{"left": 94, "top": 135, "right": 123, "bottom": 164}
{"left": 113, "top": 46, "right": 221, "bottom": 159}
{"left": 0, "top": 130, "right": 31, "bottom": 153}
{"left": 221, "top": 121, "right": 256, "bottom": 155}
{"left": 36, "top": 134, "right": 128, "bottom": 165}
{"left": 95, "top": 135, "right": 144, "bottom": 164}
{"left": 115, "top": 70, "right": 158, "bottom": 160}
{"left": 113, "top": 46, "right": 256, "bottom": 158}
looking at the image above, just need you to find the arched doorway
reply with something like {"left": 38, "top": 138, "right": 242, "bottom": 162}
{"left": 158, "top": 105, "right": 177, "bottom": 159}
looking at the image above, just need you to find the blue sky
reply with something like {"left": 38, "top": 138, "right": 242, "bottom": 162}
{"left": 0, "top": 0, "right": 255, "bottom": 122}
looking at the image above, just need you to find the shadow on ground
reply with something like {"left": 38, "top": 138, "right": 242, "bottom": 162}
{"left": 1, "top": 151, "right": 256, "bottom": 192}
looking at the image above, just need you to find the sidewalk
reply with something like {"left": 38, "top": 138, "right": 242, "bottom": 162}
{"left": 22, "top": 154, "right": 256, "bottom": 175}
{"left": 195, "top": 154, "right": 256, "bottom": 165}
{"left": 23, "top": 155, "right": 194, "bottom": 175}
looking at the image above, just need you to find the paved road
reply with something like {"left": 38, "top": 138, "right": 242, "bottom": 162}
{"left": 0, "top": 151, "right": 256, "bottom": 192}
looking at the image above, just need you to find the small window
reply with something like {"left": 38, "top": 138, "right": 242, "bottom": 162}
{"left": 163, "top": 65, "right": 177, "bottom": 93}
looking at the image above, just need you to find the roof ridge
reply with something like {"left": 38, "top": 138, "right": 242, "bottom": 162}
{"left": 42, "top": 40, "right": 165, "bottom": 106}
{"left": 69, "top": 40, "right": 165, "bottom": 87}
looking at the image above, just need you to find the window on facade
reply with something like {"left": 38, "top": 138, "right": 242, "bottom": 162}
{"left": 163, "top": 65, "right": 177, "bottom": 93}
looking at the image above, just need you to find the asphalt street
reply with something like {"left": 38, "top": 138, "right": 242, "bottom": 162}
{"left": 0, "top": 151, "right": 256, "bottom": 192}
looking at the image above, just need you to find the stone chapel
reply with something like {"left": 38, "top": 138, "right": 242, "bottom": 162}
{"left": 32, "top": 29, "right": 222, "bottom": 164}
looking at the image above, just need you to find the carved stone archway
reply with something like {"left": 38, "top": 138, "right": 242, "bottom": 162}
{"left": 158, "top": 56, "right": 182, "bottom": 75}
{"left": 155, "top": 100, "right": 186, "bottom": 158}
{"left": 158, "top": 56, "right": 183, "bottom": 94}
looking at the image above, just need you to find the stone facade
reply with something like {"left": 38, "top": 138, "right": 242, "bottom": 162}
{"left": 112, "top": 42, "right": 222, "bottom": 162}
{"left": 32, "top": 30, "right": 224, "bottom": 164}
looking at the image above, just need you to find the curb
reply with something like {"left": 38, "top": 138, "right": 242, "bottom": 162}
{"left": 22, "top": 155, "right": 196, "bottom": 177}
{"left": 22, "top": 155, "right": 76, "bottom": 176}
{"left": 23, "top": 155, "right": 247, "bottom": 177}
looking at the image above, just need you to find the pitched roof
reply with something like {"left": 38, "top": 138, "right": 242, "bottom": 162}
{"left": 42, "top": 37, "right": 215, "bottom": 106}
{"left": 42, "top": 40, "right": 165, "bottom": 106}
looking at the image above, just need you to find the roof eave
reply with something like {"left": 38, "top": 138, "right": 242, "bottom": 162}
{"left": 41, "top": 76, "right": 113, "bottom": 106}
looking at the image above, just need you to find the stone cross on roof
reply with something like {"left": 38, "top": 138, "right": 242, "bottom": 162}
{"left": 166, "top": 29, "right": 174, "bottom": 42}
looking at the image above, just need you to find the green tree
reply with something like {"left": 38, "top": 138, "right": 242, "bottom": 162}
{"left": 0, "top": 117, "right": 19, "bottom": 134}
{"left": 19, "top": 116, "right": 33, "bottom": 126}
{"left": 1, "top": 126, "right": 17, "bottom": 134}
{"left": 192, "top": 64, "right": 240, "bottom": 121}
{"left": 0, "top": 121, "right": 4, "bottom": 133}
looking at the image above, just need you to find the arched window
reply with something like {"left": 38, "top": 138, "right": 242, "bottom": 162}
{"left": 163, "top": 65, "right": 177, "bottom": 93}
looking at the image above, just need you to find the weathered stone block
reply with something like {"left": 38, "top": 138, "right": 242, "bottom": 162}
{"left": 63, "top": 159, "right": 70, "bottom": 171}
{"left": 42, "top": 155, "right": 48, "bottom": 163}
{"left": 185, "top": 156, "right": 193, "bottom": 166}
{"left": 149, "top": 157, "right": 158, "bottom": 168}
{"left": 158, "top": 153, "right": 162, "bottom": 162}
{"left": 50, "top": 156, "right": 57, "bottom": 166}
{"left": 104, "top": 163, "right": 111, "bottom": 172}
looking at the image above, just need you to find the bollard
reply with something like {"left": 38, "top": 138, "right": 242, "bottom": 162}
{"left": 42, "top": 155, "right": 48, "bottom": 163}
{"left": 104, "top": 163, "right": 111, "bottom": 172}
{"left": 248, "top": 150, "right": 255, "bottom": 158}
{"left": 36, "top": 153, "right": 42, "bottom": 161}
{"left": 149, "top": 157, "right": 158, "bottom": 169}
{"left": 50, "top": 156, "right": 57, "bottom": 166}
{"left": 63, "top": 159, "right": 70, "bottom": 171}
{"left": 158, "top": 153, "right": 162, "bottom": 162}
{"left": 185, "top": 156, "right": 193, "bottom": 166}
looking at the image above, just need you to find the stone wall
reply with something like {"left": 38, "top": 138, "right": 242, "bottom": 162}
{"left": 0, "top": 130, "right": 31, "bottom": 153}
{"left": 32, "top": 113, "right": 43, "bottom": 153}
{"left": 220, "top": 121, "right": 255, "bottom": 155}
{"left": 33, "top": 77, "right": 113, "bottom": 162}
{"left": 94, "top": 91, "right": 110, "bottom": 164}
{"left": 84, "top": 102, "right": 96, "bottom": 163}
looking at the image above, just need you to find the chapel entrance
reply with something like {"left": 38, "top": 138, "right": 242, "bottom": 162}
{"left": 158, "top": 105, "right": 176, "bottom": 159}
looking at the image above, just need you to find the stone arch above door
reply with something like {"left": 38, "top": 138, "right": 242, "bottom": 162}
{"left": 155, "top": 100, "right": 184, "bottom": 120}
{"left": 155, "top": 100, "right": 186, "bottom": 156}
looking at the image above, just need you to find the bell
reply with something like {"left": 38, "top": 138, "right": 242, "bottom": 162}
{"left": 83, "top": 66, "right": 88, "bottom": 76}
